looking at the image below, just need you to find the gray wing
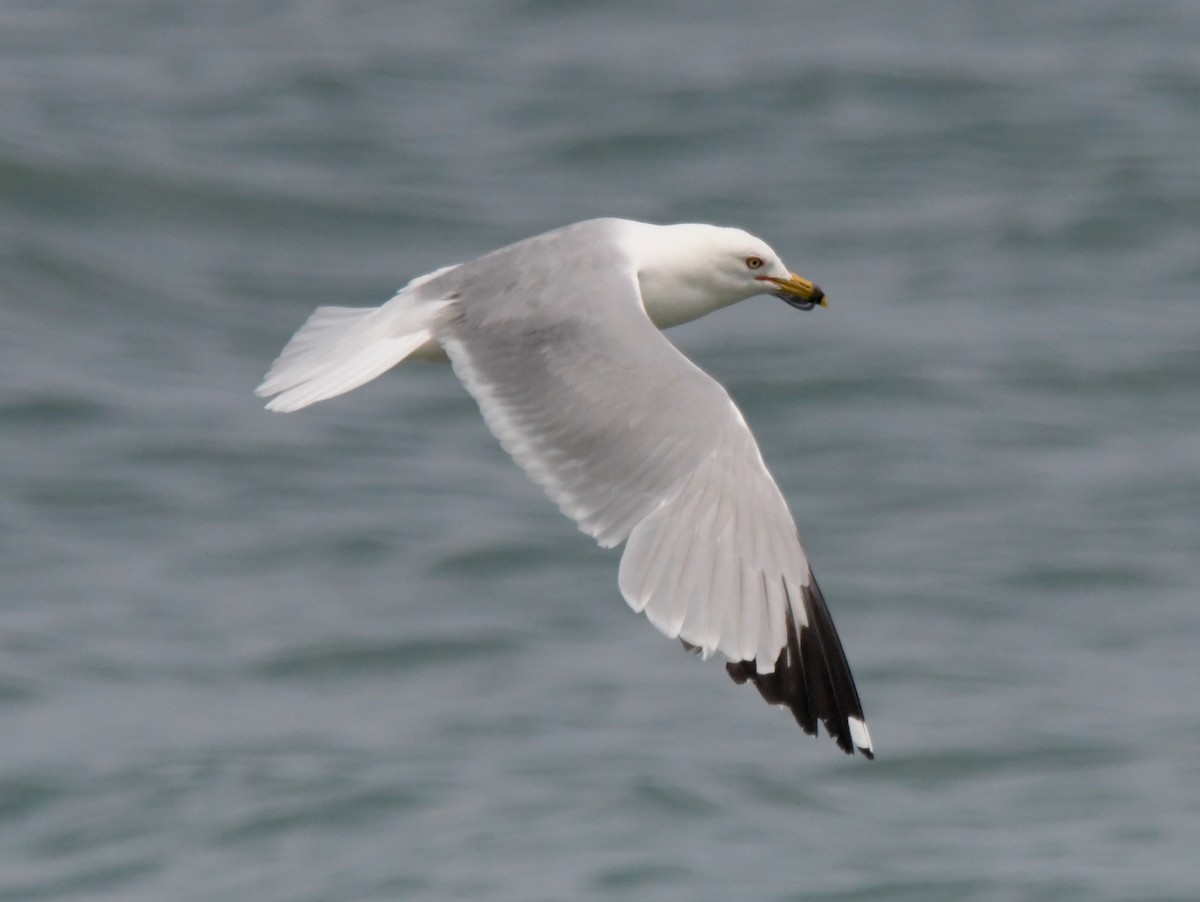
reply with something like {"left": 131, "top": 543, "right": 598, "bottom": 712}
{"left": 435, "top": 221, "right": 871, "bottom": 756}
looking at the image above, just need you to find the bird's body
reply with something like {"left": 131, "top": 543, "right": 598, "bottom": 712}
{"left": 257, "top": 218, "right": 873, "bottom": 758}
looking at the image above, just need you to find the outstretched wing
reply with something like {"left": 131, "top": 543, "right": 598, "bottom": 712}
{"left": 436, "top": 220, "right": 872, "bottom": 756}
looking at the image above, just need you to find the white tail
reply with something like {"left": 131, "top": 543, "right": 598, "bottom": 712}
{"left": 256, "top": 295, "right": 450, "bottom": 412}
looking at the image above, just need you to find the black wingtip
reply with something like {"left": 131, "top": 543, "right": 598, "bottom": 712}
{"left": 724, "top": 572, "right": 873, "bottom": 759}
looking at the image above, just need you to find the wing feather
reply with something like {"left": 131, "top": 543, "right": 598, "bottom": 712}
{"left": 434, "top": 220, "right": 871, "bottom": 756}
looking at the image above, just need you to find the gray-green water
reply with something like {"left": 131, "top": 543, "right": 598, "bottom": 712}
{"left": 2, "top": 2, "right": 1198, "bottom": 899}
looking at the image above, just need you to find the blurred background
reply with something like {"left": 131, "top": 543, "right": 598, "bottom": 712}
{"left": 1, "top": 1, "right": 1197, "bottom": 899}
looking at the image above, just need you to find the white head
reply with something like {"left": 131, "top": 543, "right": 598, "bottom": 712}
{"left": 622, "top": 222, "right": 825, "bottom": 329}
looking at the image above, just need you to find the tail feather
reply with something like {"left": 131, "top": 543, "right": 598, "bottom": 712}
{"left": 256, "top": 300, "right": 446, "bottom": 412}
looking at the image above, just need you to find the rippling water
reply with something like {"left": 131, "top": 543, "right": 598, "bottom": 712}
{"left": 2, "top": 2, "right": 1197, "bottom": 899}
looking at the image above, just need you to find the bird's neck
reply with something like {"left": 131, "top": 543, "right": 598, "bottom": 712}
{"left": 637, "top": 269, "right": 747, "bottom": 329}
{"left": 621, "top": 221, "right": 752, "bottom": 330}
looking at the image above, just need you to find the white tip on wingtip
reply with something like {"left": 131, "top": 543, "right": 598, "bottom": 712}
{"left": 848, "top": 716, "right": 873, "bottom": 756}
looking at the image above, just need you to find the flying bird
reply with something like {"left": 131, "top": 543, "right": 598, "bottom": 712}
{"left": 257, "top": 218, "right": 873, "bottom": 758}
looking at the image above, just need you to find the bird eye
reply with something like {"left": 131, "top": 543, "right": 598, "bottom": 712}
{"left": 745, "top": 256, "right": 764, "bottom": 270}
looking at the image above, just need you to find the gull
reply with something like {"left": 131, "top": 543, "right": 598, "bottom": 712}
{"left": 257, "top": 218, "right": 873, "bottom": 758}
